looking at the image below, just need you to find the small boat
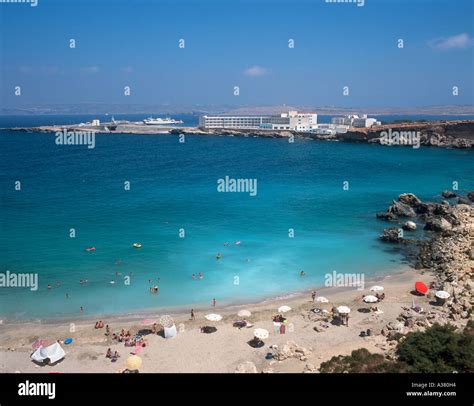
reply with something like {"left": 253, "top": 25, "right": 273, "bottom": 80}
{"left": 132, "top": 243, "right": 142, "bottom": 248}
{"left": 85, "top": 247, "right": 96, "bottom": 252}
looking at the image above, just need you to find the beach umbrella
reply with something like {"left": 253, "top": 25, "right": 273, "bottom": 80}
{"left": 315, "top": 296, "right": 329, "bottom": 303}
{"left": 125, "top": 355, "right": 142, "bottom": 370}
{"left": 363, "top": 295, "right": 378, "bottom": 303}
{"left": 337, "top": 306, "right": 351, "bottom": 314}
{"left": 415, "top": 281, "right": 428, "bottom": 295}
{"left": 238, "top": 309, "right": 252, "bottom": 318}
{"left": 158, "top": 315, "right": 174, "bottom": 328}
{"left": 278, "top": 305, "right": 292, "bottom": 313}
{"left": 253, "top": 328, "right": 269, "bottom": 340}
{"left": 370, "top": 285, "right": 384, "bottom": 292}
{"left": 435, "top": 291, "right": 450, "bottom": 299}
{"left": 140, "top": 318, "right": 156, "bottom": 326}
{"left": 205, "top": 313, "right": 223, "bottom": 322}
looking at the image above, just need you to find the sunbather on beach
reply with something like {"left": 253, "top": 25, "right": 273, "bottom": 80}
{"left": 106, "top": 348, "right": 112, "bottom": 358}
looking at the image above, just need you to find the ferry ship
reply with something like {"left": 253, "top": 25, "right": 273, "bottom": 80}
{"left": 143, "top": 117, "right": 184, "bottom": 125}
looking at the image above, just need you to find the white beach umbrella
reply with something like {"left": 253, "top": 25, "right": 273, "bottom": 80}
{"left": 158, "top": 315, "right": 174, "bottom": 328}
{"left": 238, "top": 309, "right": 252, "bottom": 318}
{"left": 278, "top": 305, "right": 292, "bottom": 313}
{"left": 363, "top": 295, "right": 379, "bottom": 303}
{"left": 253, "top": 328, "right": 269, "bottom": 340}
{"left": 337, "top": 306, "right": 351, "bottom": 314}
{"left": 205, "top": 313, "right": 223, "bottom": 322}
{"left": 435, "top": 291, "right": 450, "bottom": 299}
{"left": 315, "top": 296, "right": 329, "bottom": 303}
{"left": 370, "top": 285, "right": 384, "bottom": 292}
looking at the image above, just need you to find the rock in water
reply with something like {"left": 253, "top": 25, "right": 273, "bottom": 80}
{"left": 467, "top": 191, "right": 474, "bottom": 202}
{"left": 442, "top": 190, "right": 457, "bottom": 199}
{"left": 380, "top": 227, "right": 403, "bottom": 242}
{"left": 398, "top": 193, "right": 422, "bottom": 207}
{"left": 388, "top": 200, "right": 416, "bottom": 217}
{"left": 403, "top": 221, "right": 417, "bottom": 231}
{"left": 458, "top": 196, "right": 471, "bottom": 205}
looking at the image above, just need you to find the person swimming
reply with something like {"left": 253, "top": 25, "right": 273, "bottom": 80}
{"left": 198, "top": 272, "right": 203, "bottom": 280}
{"left": 216, "top": 253, "right": 222, "bottom": 260}
{"left": 192, "top": 273, "right": 196, "bottom": 280}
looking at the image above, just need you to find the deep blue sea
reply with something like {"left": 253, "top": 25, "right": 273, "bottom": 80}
{"left": 1, "top": 115, "right": 473, "bottom": 320}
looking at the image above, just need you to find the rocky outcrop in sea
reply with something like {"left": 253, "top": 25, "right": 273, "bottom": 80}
{"left": 377, "top": 191, "right": 474, "bottom": 336}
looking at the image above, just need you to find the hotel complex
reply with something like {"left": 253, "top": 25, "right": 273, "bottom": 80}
{"left": 199, "top": 111, "right": 318, "bottom": 131}
{"left": 199, "top": 111, "right": 380, "bottom": 133}
{"left": 331, "top": 114, "right": 381, "bottom": 128}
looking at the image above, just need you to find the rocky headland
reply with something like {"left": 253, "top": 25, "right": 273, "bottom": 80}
{"left": 376, "top": 191, "right": 473, "bottom": 340}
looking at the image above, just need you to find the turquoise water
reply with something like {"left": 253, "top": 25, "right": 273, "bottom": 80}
{"left": 1, "top": 131, "right": 473, "bottom": 320}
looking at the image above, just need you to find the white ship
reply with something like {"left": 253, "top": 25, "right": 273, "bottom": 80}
{"left": 143, "top": 117, "right": 184, "bottom": 125}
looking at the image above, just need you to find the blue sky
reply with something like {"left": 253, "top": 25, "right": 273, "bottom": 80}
{"left": 0, "top": 0, "right": 473, "bottom": 108}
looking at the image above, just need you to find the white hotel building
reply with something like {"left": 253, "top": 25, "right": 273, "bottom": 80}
{"left": 199, "top": 111, "right": 318, "bottom": 131}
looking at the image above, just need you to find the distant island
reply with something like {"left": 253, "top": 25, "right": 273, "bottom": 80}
{"left": 1, "top": 103, "right": 474, "bottom": 116}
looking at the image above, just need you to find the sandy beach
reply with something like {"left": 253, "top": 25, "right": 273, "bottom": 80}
{"left": 0, "top": 267, "right": 434, "bottom": 373}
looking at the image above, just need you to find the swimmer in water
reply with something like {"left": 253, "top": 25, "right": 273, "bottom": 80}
{"left": 192, "top": 273, "right": 196, "bottom": 280}
{"left": 300, "top": 271, "right": 305, "bottom": 277}
{"left": 198, "top": 272, "right": 203, "bottom": 280}
{"left": 216, "top": 253, "right": 222, "bottom": 260}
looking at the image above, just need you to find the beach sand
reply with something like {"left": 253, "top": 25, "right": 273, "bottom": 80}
{"left": 0, "top": 267, "right": 434, "bottom": 373}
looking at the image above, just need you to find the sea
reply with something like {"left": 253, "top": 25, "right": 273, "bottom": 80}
{"left": 0, "top": 114, "right": 473, "bottom": 320}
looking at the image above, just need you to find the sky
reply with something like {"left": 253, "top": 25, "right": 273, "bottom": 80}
{"left": 0, "top": 0, "right": 473, "bottom": 109}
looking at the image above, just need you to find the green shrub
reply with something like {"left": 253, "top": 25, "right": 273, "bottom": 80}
{"left": 396, "top": 323, "right": 474, "bottom": 373}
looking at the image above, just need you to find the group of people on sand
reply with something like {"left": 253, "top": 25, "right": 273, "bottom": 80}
{"left": 113, "top": 329, "right": 131, "bottom": 343}
{"left": 111, "top": 328, "right": 147, "bottom": 348}
{"left": 272, "top": 314, "right": 286, "bottom": 323}
{"left": 106, "top": 348, "right": 120, "bottom": 362}
{"left": 192, "top": 272, "right": 204, "bottom": 280}
{"left": 330, "top": 306, "right": 350, "bottom": 326}
{"left": 94, "top": 320, "right": 105, "bottom": 329}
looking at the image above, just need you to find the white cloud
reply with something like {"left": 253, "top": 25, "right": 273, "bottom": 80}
{"left": 18, "top": 66, "right": 64, "bottom": 75}
{"left": 81, "top": 66, "right": 100, "bottom": 74}
{"left": 243, "top": 65, "right": 269, "bottom": 77}
{"left": 429, "top": 33, "right": 474, "bottom": 50}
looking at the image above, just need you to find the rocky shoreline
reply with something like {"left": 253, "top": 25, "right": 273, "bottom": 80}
{"left": 3, "top": 119, "right": 474, "bottom": 149}
{"left": 376, "top": 191, "right": 473, "bottom": 342}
